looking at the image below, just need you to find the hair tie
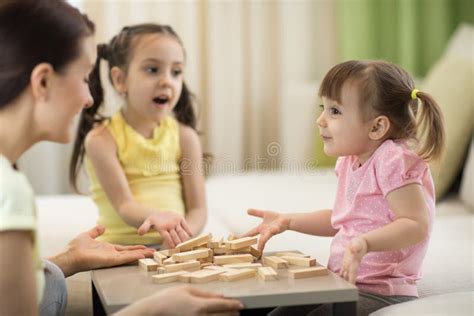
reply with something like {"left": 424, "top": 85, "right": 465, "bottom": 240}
{"left": 411, "top": 88, "right": 419, "bottom": 100}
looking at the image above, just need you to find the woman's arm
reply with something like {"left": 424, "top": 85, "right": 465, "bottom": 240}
{"left": 0, "top": 231, "right": 38, "bottom": 315}
{"left": 179, "top": 125, "right": 207, "bottom": 236}
{"left": 86, "top": 126, "right": 191, "bottom": 247}
{"left": 48, "top": 226, "right": 154, "bottom": 278}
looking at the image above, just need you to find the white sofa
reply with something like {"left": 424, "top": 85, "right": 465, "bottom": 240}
{"left": 37, "top": 165, "right": 473, "bottom": 315}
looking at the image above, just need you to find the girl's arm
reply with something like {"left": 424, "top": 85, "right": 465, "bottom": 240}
{"left": 341, "top": 183, "right": 430, "bottom": 283}
{"left": 245, "top": 209, "right": 337, "bottom": 251}
{"left": 179, "top": 125, "right": 207, "bottom": 236}
{"left": 86, "top": 126, "right": 191, "bottom": 247}
{"left": 0, "top": 231, "right": 38, "bottom": 315}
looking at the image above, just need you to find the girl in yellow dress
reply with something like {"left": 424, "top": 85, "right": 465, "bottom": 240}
{"left": 70, "top": 24, "right": 207, "bottom": 248}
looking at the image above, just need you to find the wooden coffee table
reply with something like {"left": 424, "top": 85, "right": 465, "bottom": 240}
{"left": 91, "top": 252, "right": 358, "bottom": 315}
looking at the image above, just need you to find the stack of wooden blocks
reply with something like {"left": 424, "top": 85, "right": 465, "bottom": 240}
{"left": 138, "top": 233, "right": 328, "bottom": 284}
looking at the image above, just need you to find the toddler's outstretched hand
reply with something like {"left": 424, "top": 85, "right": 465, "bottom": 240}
{"left": 243, "top": 209, "right": 290, "bottom": 252}
{"left": 138, "top": 212, "right": 193, "bottom": 248}
{"left": 341, "top": 237, "right": 368, "bottom": 284}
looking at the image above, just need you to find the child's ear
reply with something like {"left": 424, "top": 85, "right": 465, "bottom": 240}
{"left": 369, "top": 115, "right": 390, "bottom": 140}
{"left": 111, "top": 66, "right": 127, "bottom": 96}
{"left": 30, "top": 63, "right": 54, "bottom": 102}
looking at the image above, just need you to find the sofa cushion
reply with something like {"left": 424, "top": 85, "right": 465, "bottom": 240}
{"left": 370, "top": 291, "right": 474, "bottom": 316}
{"left": 423, "top": 24, "right": 474, "bottom": 199}
{"left": 423, "top": 55, "right": 474, "bottom": 199}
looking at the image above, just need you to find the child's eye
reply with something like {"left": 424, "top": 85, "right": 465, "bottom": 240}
{"left": 172, "top": 69, "right": 183, "bottom": 77}
{"left": 145, "top": 66, "right": 158, "bottom": 74}
{"left": 330, "top": 107, "right": 341, "bottom": 115}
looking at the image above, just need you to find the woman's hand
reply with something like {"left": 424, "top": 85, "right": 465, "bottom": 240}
{"left": 138, "top": 211, "right": 193, "bottom": 248}
{"left": 340, "top": 236, "right": 368, "bottom": 284}
{"left": 243, "top": 209, "right": 290, "bottom": 252}
{"left": 117, "top": 285, "right": 244, "bottom": 316}
{"left": 50, "top": 225, "right": 155, "bottom": 277}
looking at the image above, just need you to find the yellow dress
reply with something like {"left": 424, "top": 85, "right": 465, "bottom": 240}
{"left": 85, "top": 111, "right": 185, "bottom": 245}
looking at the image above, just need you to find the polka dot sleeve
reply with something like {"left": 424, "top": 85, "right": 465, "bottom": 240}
{"left": 375, "top": 143, "right": 428, "bottom": 197}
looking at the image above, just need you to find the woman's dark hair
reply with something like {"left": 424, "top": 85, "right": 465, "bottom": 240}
{"left": 319, "top": 60, "right": 445, "bottom": 162}
{"left": 0, "top": 0, "right": 95, "bottom": 108}
{"left": 70, "top": 23, "right": 199, "bottom": 191}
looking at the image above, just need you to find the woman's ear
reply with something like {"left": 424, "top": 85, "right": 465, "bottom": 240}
{"left": 111, "top": 66, "right": 127, "bottom": 96}
{"left": 30, "top": 63, "right": 54, "bottom": 102}
{"left": 369, "top": 115, "right": 390, "bottom": 140}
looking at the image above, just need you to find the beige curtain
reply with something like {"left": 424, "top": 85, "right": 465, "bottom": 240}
{"left": 20, "top": 0, "right": 337, "bottom": 194}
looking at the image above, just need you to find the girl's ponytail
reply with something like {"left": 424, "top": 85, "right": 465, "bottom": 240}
{"left": 173, "top": 82, "right": 197, "bottom": 130}
{"left": 414, "top": 91, "right": 446, "bottom": 162}
{"left": 69, "top": 44, "right": 108, "bottom": 192}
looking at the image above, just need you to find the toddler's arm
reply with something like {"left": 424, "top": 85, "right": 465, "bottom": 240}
{"left": 244, "top": 208, "right": 337, "bottom": 251}
{"left": 179, "top": 125, "right": 207, "bottom": 236}
{"left": 361, "top": 183, "right": 429, "bottom": 251}
{"left": 341, "top": 183, "right": 430, "bottom": 284}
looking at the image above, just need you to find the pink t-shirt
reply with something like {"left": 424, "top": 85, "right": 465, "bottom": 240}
{"left": 327, "top": 139, "right": 435, "bottom": 297}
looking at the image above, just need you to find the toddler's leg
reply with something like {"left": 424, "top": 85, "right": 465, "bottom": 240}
{"left": 39, "top": 260, "right": 68, "bottom": 316}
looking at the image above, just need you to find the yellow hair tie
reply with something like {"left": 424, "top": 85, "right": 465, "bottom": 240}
{"left": 411, "top": 89, "right": 419, "bottom": 100}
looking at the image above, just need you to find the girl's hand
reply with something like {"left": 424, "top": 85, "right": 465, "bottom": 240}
{"left": 138, "top": 212, "right": 193, "bottom": 248}
{"left": 340, "top": 236, "right": 368, "bottom": 284}
{"left": 243, "top": 209, "right": 291, "bottom": 252}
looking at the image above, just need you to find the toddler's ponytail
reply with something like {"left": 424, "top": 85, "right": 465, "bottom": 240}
{"left": 413, "top": 91, "right": 446, "bottom": 162}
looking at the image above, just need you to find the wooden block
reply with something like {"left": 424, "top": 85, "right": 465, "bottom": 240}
{"left": 164, "top": 260, "right": 200, "bottom": 273}
{"left": 200, "top": 262, "right": 213, "bottom": 268}
{"left": 152, "top": 271, "right": 188, "bottom": 284}
{"left": 227, "top": 246, "right": 251, "bottom": 254}
{"left": 207, "top": 237, "right": 223, "bottom": 248}
{"left": 262, "top": 256, "right": 289, "bottom": 269}
{"left": 288, "top": 267, "right": 328, "bottom": 279}
{"left": 213, "top": 246, "right": 229, "bottom": 255}
{"left": 138, "top": 258, "right": 158, "bottom": 272}
{"left": 213, "top": 254, "right": 253, "bottom": 265}
{"left": 280, "top": 256, "right": 316, "bottom": 267}
{"left": 203, "top": 265, "right": 235, "bottom": 273}
{"left": 223, "top": 263, "right": 262, "bottom": 270}
{"left": 275, "top": 252, "right": 310, "bottom": 258}
{"left": 153, "top": 251, "right": 167, "bottom": 264}
{"left": 158, "top": 248, "right": 179, "bottom": 256}
{"left": 225, "top": 236, "right": 258, "bottom": 250}
{"left": 219, "top": 268, "right": 256, "bottom": 282}
{"left": 257, "top": 267, "right": 278, "bottom": 281}
{"left": 190, "top": 269, "right": 228, "bottom": 284}
{"left": 250, "top": 246, "right": 262, "bottom": 258}
{"left": 163, "top": 257, "right": 176, "bottom": 265}
{"left": 178, "top": 271, "right": 195, "bottom": 283}
{"left": 172, "top": 249, "right": 210, "bottom": 262}
{"left": 157, "top": 267, "right": 166, "bottom": 274}
{"left": 176, "top": 233, "right": 212, "bottom": 252}
{"left": 227, "top": 234, "right": 237, "bottom": 241}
